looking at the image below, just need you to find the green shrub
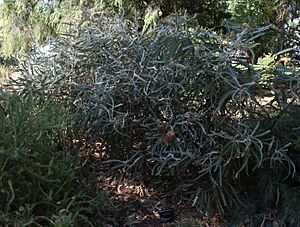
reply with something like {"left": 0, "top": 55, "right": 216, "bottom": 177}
{"left": 0, "top": 89, "right": 110, "bottom": 226}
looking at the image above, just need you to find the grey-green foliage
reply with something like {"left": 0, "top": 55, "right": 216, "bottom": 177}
{"left": 14, "top": 13, "right": 300, "bottom": 224}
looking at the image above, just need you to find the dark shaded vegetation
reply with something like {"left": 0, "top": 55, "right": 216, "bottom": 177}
{"left": 0, "top": 90, "right": 118, "bottom": 226}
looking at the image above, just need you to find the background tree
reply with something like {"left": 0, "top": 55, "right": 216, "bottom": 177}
{"left": 0, "top": 0, "right": 298, "bottom": 58}
{"left": 0, "top": 0, "right": 231, "bottom": 57}
{"left": 227, "top": 0, "right": 299, "bottom": 65}
{"left": 0, "top": 0, "right": 96, "bottom": 56}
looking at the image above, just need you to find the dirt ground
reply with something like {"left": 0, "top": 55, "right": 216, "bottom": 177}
{"left": 97, "top": 176, "right": 227, "bottom": 227}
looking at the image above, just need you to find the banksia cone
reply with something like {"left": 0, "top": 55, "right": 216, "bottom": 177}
{"left": 164, "top": 131, "right": 176, "bottom": 145}
{"left": 157, "top": 122, "right": 167, "bottom": 135}
{"left": 278, "top": 84, "right": 286, "bottom": 92}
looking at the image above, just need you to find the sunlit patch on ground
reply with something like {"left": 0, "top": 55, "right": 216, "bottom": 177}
{"left": 97, "top": 175, "right": 227, "bottom": 226}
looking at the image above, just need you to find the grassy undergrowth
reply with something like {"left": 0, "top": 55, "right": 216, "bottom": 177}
{"left": 0, "top": 90, "right": 111, "bottom": 226}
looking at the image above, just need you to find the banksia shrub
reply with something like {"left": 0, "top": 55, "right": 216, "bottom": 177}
{"left": 13, "top": 14, "right": 300, "bottom": 225}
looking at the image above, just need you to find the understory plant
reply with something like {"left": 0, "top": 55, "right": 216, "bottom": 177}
{"left": 10, "top": 13, "right": 300, "bottom": 226}
{"left": 0, "top": 86, "right": 111, "bottom": 226}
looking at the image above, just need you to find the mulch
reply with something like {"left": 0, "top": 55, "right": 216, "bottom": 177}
{"left": 98, "top": 176, "right": 226, "bottom": 227}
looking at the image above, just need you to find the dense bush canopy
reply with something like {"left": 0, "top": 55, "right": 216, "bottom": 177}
{"left": 0, "top": 0, "right": 300, "bottom": 226}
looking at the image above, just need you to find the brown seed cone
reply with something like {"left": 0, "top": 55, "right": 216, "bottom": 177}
{"left": 278, "top": 83, "right": 286, "bottom": 92}
{"left": 164, "top": 131, "right": 176, "bottom": 145}
{"left": 157, "top": 122, "right": 167, "bottom": 135}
